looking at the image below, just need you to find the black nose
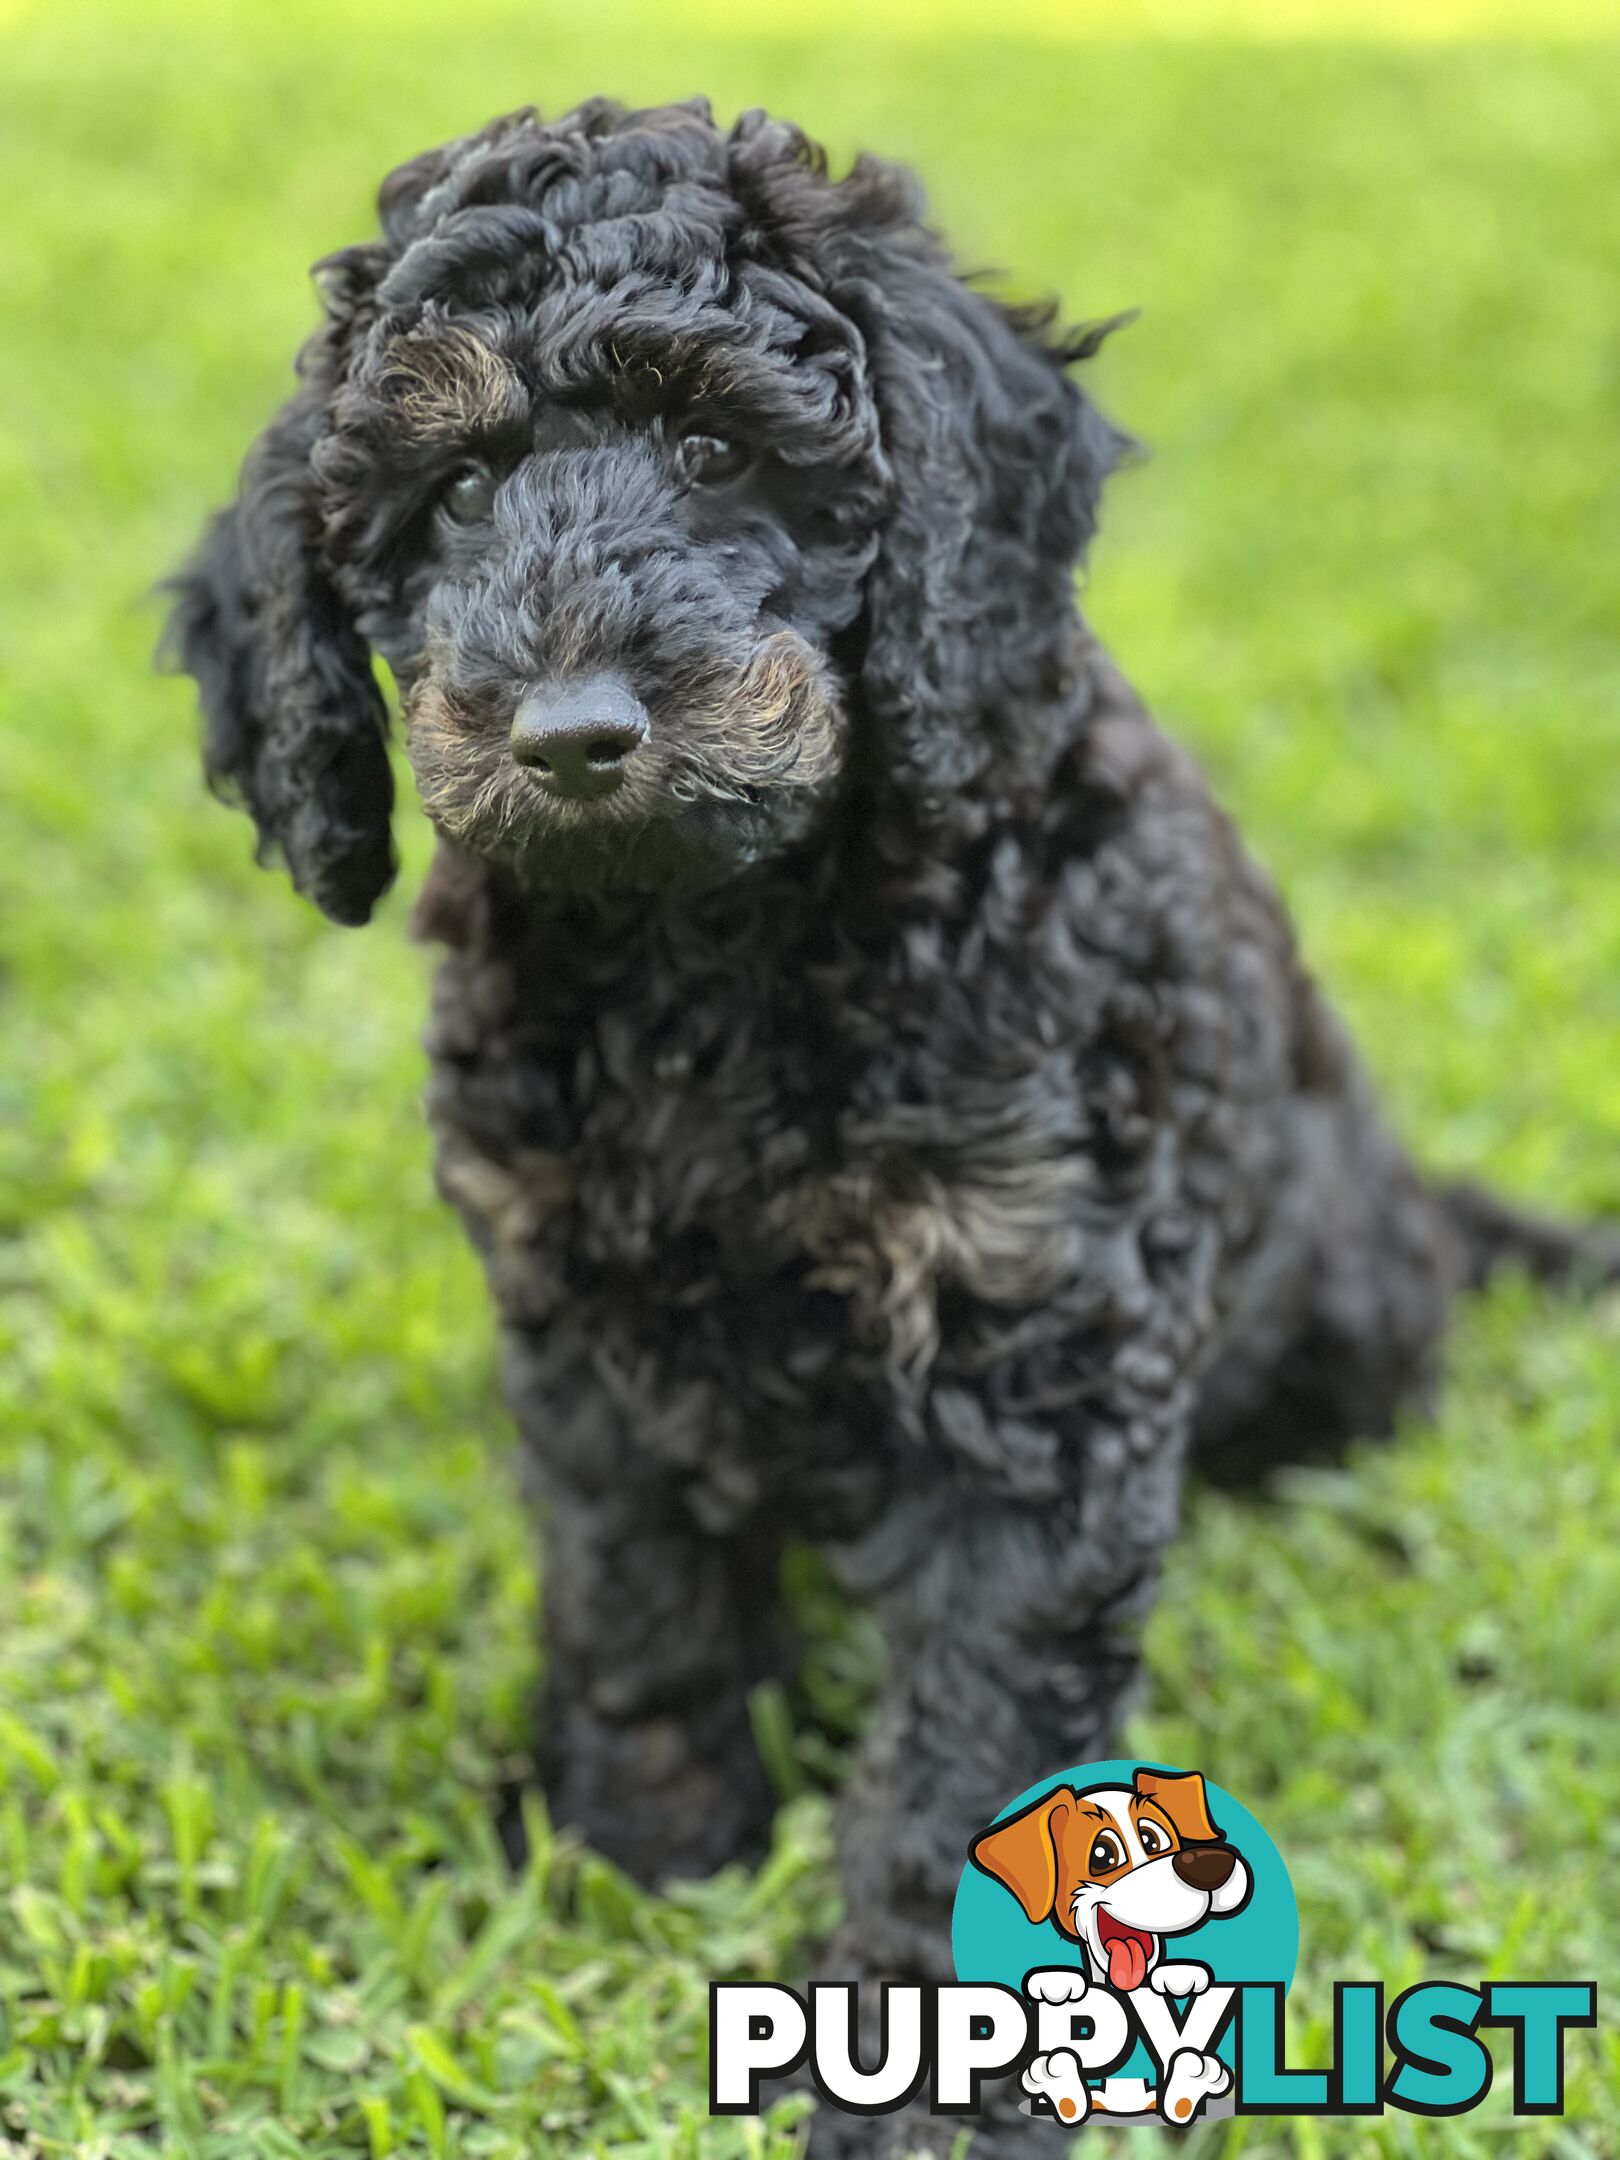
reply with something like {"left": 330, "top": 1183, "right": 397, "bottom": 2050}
{"left": 509, "top": 675, "right": 649, "bottom": 797}
{"left": 1172, "top": 1845, "right": 1236, "bottom": 1892}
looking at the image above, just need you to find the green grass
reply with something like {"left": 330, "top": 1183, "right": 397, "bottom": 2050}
{"left": 3, "top": 4, "right": 1620, "bottom": 2153}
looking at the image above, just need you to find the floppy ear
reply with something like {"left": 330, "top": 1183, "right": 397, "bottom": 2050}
{"left": 969, "top": 1785, "right": 1076, "bottom": 1925}
{"left": 831, "top": 170, "right": 1129, "bottom": 814}
{"left": 1135, "top": 1768, "right": 1223, "bottom": 1846}
{"left": 162, "top": 299, "right": 395, "bottom": 926}
{"left": 721, "top": 121, "right": 1128, "bottom": 836}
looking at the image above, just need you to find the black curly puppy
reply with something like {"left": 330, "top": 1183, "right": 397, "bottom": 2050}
{"left": 166, "top": 97, "right": 1613, "bottom": 2151}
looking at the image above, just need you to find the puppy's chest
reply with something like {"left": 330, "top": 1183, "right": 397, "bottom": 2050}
{"left": 561, "top": 1054, "right": 820, "bottom": 1281}
{"left": 434, "top": 1004, "right": 849, "bottom": 1299}
{"left": 426, "top": 936, "right": 1226, "bottom": 1412}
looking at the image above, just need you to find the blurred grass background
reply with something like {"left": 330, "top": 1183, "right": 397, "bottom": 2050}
{"left": 2, "top": 0, "right": 1619, "bottom": 2152}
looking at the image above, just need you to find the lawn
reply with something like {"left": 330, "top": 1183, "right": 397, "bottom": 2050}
{"left": 2, "top": 2, "right": 1619, "bottom": 2154}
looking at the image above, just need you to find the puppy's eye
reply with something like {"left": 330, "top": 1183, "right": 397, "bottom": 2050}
{"left": 440, "top": 464, "right": 498, "bottom": 525}
{"left": 1139, "top": 1822, "right": 1167, "bottom": 1855}
{"left": 1088, "top": 1832, "right": 1124, "bottom": 1875}
{"left": 675, "top": 432, "right": 750, "bottom": 488}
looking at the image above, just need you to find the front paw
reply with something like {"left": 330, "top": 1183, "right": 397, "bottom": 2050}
{"left": 1024, "top": 1965, "right": 1091, "bottom": 2004}
{"left": 1149, "top": 1960, "right": 1212, "bottom": 1998}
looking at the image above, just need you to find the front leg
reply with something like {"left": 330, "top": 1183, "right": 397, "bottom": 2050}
{"left": 482, "top": 1300, "right": 794, "bottom": 1886}
{"left": 808, "top": 1435, "right": 1187, "bottom": 2157}
{"left": 532, "top": 1467, "right": 788, "bottom": 1885}
{"left": 830, "top": 1482, "right": 1178, "bottom": 1984}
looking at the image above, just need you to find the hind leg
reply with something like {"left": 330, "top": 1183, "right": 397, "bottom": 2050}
{"left": 1192, "top": 1096, "right": 1457, "bottom": 1490}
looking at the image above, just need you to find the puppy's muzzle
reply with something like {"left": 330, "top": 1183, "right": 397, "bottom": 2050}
{"left": 1171, "top": 1845, "right": 1237, "bottom": 1892}
{"left": 510, "top": 673, "right": 650, "bottom": 801}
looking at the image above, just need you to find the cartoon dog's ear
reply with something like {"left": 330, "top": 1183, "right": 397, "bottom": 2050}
{"left": 969, "top": 1786, "right": 1077, "bottom": 1925}
{"left": 1135, "top": 1768, "right": 1223, "bottom": 1846}
{"left": 161, "top": 244, "right": 396, "bottom": 927}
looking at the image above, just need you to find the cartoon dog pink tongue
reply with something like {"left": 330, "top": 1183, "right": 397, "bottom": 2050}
{"left": 1097, "top": 1911, "right": 1153, "bottom": 1993}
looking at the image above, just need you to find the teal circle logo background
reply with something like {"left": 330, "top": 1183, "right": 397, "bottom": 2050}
{"left": 951, "top": 1759, "right": 1298, "bottom": 2078}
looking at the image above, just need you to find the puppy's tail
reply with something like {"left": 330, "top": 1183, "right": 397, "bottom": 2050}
{"left": 1440, "top": 1178, "right": 1620, "bottom": 1293}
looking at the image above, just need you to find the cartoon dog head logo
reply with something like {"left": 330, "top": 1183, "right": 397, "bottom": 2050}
{"left": 969, "top": 1767, "right": 1252, "bottom": 1993}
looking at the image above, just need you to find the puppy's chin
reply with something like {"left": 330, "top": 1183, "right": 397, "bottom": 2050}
{"left": 488, "top": 794, "right": 827, "bottom": 895}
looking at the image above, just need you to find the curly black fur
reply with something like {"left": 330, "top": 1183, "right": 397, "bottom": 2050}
{"left": 164, "top": 98, "right": 1618, "bottom": 2155}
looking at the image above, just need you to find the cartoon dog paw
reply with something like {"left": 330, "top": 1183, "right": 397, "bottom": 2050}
{"left": 1024, "top": 1967, "right": 1091, "bottom": 2004}
{"left": 1159, "top": 2046, "right": 1231, "bottom": 2124}
{"left": 1149, "top": 1961, "right": 1213, "bottom": 1998}
{"left": 1022, "top": 2048, "right": 1091, "bottom": 2124}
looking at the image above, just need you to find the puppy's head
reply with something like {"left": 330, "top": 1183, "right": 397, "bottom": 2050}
{"left": 971, "top": 1770, "right": 1251, "bottom": 1991}
{"left": 164, "top": 98, "right": 1125, "bottom": 921}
